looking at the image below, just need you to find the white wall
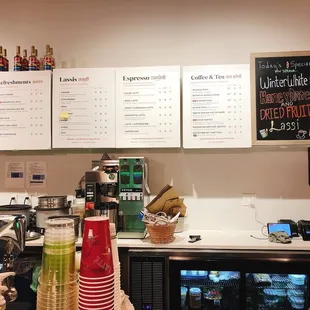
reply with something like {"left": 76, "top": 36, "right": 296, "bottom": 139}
{"left": 1, "top": 0, "right": 310, "bottom": 229}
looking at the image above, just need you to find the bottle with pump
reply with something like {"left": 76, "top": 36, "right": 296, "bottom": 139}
{"left": 50, "top": 47, "right": 55, "bottom": 70}
{"left": 3, "top": 49, "right": 8, "bottom": 71}
{"left": 28, "top": 46, "right": 37, "bottom": 71}
{"left": 0, "top": 47, "right": 4, "bottom": 72}
{"left": 22, "top": 49, "right": 29, "bottom": 71}
{"left": 43, "top": 44, "right": 52, "bottom": 70}
{"left": 14, "top": 46, "right": 22, "bottom": 71}
{"left": 0, "top": 272, "right": 15, "bottom": 310}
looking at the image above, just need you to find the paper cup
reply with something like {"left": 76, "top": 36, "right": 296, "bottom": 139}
{"left": 78, "top": 305, "right": 113, "bottom": 310}
{"left": 79, "top": 294, "right": 114, "bottom": 304}
{"left": 80, "top": 216, "right": 114, "bottom": 278}
{"left": 79, "top": 287, "right": 113, "bottom": 295}
{"left": 80, "top": 281, "right": 115, "bottom": 291}
{"left": 79, "top": 273, "right": 114, "bottom": 281}
{"left": 79, "top": 277, "right": 114, "bottom": 286}
{"left": 79, "top": 299, "right": 113, "bottom": 308}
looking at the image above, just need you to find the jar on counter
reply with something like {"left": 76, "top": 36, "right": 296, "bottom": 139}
{"left": 189, "top": 287, "right": 201, "bottom": 309}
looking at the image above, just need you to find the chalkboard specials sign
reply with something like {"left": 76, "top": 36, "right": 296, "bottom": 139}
{"left": 251, "top": 51, "right": 310, "bottom": 145}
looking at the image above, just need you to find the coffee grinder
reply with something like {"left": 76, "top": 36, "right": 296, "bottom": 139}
{"left": 85, "top": 154, "right": 119, "bottom": 227}
{"left": 118, "top": 157, "right": 149, "bottom": 239}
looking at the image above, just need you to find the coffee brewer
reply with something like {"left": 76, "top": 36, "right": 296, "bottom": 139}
{"left": 85, "top": 156, "right": 119, "bottom": 227}
{"left": 84, "top": 154, "right": 149, "bottom": 238}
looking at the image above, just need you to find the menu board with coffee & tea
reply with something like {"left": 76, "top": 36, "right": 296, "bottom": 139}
{"left": 251, "top": 51, "right": 310, "bottom": 145}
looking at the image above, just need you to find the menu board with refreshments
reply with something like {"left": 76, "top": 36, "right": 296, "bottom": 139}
{"left": 252, "top": 51, "right": 310, "bottom": 145}
{"left": 52, "top": 68, "right": 116, "bottom": 148}
{"left": 0, "top": 71, "right": 51, "bottom": 150}
{"left": 182, "top": 65, "right": 251, "bottom": 148}
{"left": 115, "top": 66, "right": 181, "bottom": 148}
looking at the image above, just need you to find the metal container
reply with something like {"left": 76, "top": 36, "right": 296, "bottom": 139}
{"left": 38, "top": 196, "right": 68, "bottom": 209}
{"left": 0, "top": 197, "right": 31, "bottom": 227}
{"left": 35, "top": 195, "right": 71, "bottom": 234}
{"left": 47, "top": 215, "right": 80, "bottom": 241}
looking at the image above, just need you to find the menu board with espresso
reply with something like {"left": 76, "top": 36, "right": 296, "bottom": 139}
{"left": 116, "top": 66, "right": 181, "bottom": 148}
{"left": 253, "top": 52, "right": 310, "bottom": 144}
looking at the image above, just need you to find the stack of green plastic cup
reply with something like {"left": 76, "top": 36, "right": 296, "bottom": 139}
{"left": 37, "top": 218, "right": 78, "bottom": 310}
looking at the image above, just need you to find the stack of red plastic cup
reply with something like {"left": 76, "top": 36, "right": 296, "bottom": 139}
{"left": 79, "top": 216, "right": 114, "bottom": 310}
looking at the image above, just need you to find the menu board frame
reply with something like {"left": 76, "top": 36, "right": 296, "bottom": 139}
{"left": 52, "top": 67, "right": 116, "bottom": 149}
{"left": 115, "top": 66, "right": 181, "bottom": 148}
{"left": 182, "top": 64, "right": 251, "bottom": 149}
{"left": 251, "top": 50, "right": 310, "bottom": 146}
{"left": 0, "top": 71, "right": 52, "bottom": 151}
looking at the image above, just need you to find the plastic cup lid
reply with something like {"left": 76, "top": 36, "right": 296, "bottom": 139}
{"left": 85, "top": 216, "right": 109, "bottom": 222}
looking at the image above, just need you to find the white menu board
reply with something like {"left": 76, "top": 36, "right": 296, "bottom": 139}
{"left": 183, "top": 65, "right": 251, "bottom": 148}
{"left": 52, "top": 68, "right": 116, "bottom": 148}
{"left": 116, "top": 66, "right": 181, "bottom": 148}
{"left": 0, "top": 71, "right": 51, "bottom": 150}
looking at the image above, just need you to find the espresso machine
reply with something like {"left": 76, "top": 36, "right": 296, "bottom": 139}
{"left": 85, "top": 155, "right": 119, "bottom": 227}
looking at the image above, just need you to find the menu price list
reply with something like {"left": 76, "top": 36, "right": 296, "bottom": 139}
{"left": 52, "top": 68, "right": 116, "bottom": 148}
{"left": 0, "top": 71, "right": 52, "bottom": 150}
{"left": 115, "top": 66, "right": 181, "bottom": 148}
{"left": 182, "top": 65, "right": 251, "bottom": 148}
{"left": 253, "top": 53, "right": 310, "bottom": 144}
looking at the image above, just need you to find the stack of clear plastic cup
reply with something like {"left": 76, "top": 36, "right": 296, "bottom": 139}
{"left": 37, "top": 218, "right": 78, "bottom": 310}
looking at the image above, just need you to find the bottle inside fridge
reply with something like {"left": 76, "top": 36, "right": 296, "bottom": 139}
{"left": 180, "top": 270, "right": 241, "bottom": 310}
{"left": 246, "top": 273, "right": 308, "bottom": 310}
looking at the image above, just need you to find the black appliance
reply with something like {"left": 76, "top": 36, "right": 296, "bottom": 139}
{"left": 124, "top": 249, "right": 310, "bottom": 310}
{"left": 298, "top": 220, "right": 310, "bottom": 241}
{"left": 278, "top": 219, "right": 299, "bottom": 237}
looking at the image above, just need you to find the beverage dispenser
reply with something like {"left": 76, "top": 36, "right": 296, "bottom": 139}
{"left": 118, "top": 157, "right": 148, "bottom": 239}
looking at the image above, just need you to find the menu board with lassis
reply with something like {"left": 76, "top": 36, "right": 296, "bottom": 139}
{"left": 52, "top": 68, "right": 116, "bottom": 148}
{"left": 252, "top": 51, "right": 310, "bottom": 145}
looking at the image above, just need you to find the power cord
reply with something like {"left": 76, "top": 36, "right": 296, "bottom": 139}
{"left": 250, "top": 225, "right": 268, "bottom": 240}
{"left": 249, "top": 202, "right": 268, "bottom": 240}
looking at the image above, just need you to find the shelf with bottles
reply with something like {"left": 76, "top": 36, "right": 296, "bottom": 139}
{"left": 181, "top": 285, "right": 240, "bottom": 310}
{"left": 0, "top": 44, "right": 55, "bottom": 72}
{"left": 246, "top": 273, "right": 308, "bottom": 310}
{"left": 181, "top": 270, "right": 241, "bottom": 288}
{"left": 181, "top": 278, "right": 240, "bottom": 288}
{"left": 246, "top": 273, "right": 308, "bottom": 290}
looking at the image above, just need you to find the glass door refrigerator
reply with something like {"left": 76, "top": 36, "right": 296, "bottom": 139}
{"left": 169, "top": 252, "right": 310, "bottom": 310}
{"left": 169, "top": 257, "right": 243, "bottom": 309}
{"left": 245, "top": 259, "right": 309, "bottom": 310}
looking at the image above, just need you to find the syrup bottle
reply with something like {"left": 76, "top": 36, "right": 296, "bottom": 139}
{"left": 28, "top": 46, "right": 37, "bottom": 71}
{"left": 35, "top": 49, "right": 40, "bottom": 70}
{"left": 50, "top": 47, "right": 55, "bottom": 70}
{"left": 22, "top": 49, "right": 29, "bottom": 71}
{"left": 3, "top": 49, "right": 8, "bottom": 71}
{"left": 0, "top": 47, "right": 4, "bottom": 72}
{"left": 14, "top": 46, "right": 22, "bottom": 71}
{"left": 43, "top": 44, "right": 52, "bottom": 70}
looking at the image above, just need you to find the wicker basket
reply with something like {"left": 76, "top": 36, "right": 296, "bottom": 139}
{"left": 146, "top": 222, "right": 176, "bottom": 244}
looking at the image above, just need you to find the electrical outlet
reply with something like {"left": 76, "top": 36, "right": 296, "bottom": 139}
{"left": 242, "top": 193, "right": 255, "bottom": 208}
